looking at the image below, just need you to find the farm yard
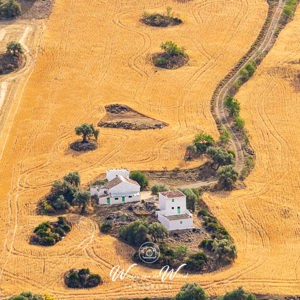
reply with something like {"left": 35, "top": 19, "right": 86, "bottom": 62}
{"left": 0, "top": 0, "right": 299, "bottom": 300}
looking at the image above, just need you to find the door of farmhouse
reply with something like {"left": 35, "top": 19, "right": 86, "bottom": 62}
{"left": 177, "top": 207, "right": 181, "bottom": 214}
{"left": 122, "top": 196, "right": 125, "bottom": 203}
{"left": 107, "top": 198, "right": 110, "bottom": 204}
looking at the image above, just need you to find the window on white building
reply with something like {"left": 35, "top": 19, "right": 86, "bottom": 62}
{"left": 129, "top": 195, "right": 132, "bottom": 198}
{"left": 115, "top": 197, "right": 118, "bottom": 200}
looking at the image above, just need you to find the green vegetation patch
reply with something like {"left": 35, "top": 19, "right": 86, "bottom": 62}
{"left": 153, "top": 41, "right": 189, "bottom": 69}
{"left": 141, "top": 7, "right": 182, "bottom": 27}
{"left": 0, "top": 0, "right": 21, "bottom": 19}
{"left": 30, "top": 216, "right": 71, "bottom": 246}
{"left": 39, "top": 172, "right": 91, "bottom": 214}
{"left": 64, "top": 268, "right": 102, "bottom": 289}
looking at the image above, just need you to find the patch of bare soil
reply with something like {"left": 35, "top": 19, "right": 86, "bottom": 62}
{"left": 141, "top": 14, "right": 182, "bottom": 27}
{"left": 98, "top": 104, "right": 168, "bottom": 130}
{"left": 0, "top": 53, "right": 23, "bottom": 74}
{"left": 69, "top": 140, "right": 98, "bottom": 152}
{"left": 144, "top": 162, "right": 217, "bottom": 186}
{"left": 20, "top": 0, "right": 54, "bottom": 19}
{"left": 152, "top": 52, "right": 189, "bottom": 69}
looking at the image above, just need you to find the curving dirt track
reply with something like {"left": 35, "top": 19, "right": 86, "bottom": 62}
{"left": 1, "top": 0, "right": 300, "bottom": 299}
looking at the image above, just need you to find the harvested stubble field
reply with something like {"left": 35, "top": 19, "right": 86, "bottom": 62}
{"left": 1, "top": 0, "right": 299, "bottom": 299}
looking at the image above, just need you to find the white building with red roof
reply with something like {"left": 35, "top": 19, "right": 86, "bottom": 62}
{"left": 90, "top": 169, "right": 140, "bottom": 205}
{"left": 157, "top": 190, "right": 193, "bottom": 231}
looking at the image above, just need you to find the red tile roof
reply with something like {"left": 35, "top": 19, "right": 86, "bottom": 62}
{"left": 160, "top": 190, "right": 185, "bottom": 198}
{"left": 104, "top": 175, "right": 139, "bottom": 189}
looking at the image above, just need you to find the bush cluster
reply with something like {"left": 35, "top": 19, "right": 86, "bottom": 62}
{"left": 154, "top": 41, "right": 188, "bottom": 69}
{"left": 193, "top": 133, "right": 215, "bottom": 154}
{"left": 100, "top": 221, "right": 112, "bottom": 233}
{"left": 30, "top": 217, "right": 71, "bottom": 246}
{"left": 224, "top": 96, "right": 245, "bottom": 131}
{"left": 120, "top": 220, "right": 168, "bottom": 246}
{"left": 179, "top": 188, "right": 199, "bottom": 212}
{"left": 129, "top": 171, "right": 149, "bottom": 190}
{"left": 151, "top": 184, "right": 168, "bottom": 195}
{"left": 206, "top": 146, "right": 234, "bottom": 170}
{"left": 40, "top": 172, "right": 90, "bottom": 214}
{"left": 8, "top": 292, "right": 56, "bottom": 300}
{"left": 64, "top": 268, "right": 102, "bottom": 289}
{"left": 0, "top": 0, "right": 21, "bottom": 19}
{"left": 199, "top": 210, "right": 236, "bottom": 264}
{"left": 142, "top": 7, "right": 182, "bottom": 27}
{"left": 281, "top": 0, "right": 298, "bottom": 24}
{"left": 217, "top": 165, "right": 238, "bottom": 190}
{"left": 155, "top": 243, "right": 187, "bottom": 267}
{"left": 184, "top": 252, "right": 208, "bottom": 272}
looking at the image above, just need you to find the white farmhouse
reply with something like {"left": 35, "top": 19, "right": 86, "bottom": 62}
{"left": 157, "top": 190, "right": 193, "bottom": 231}
{"left": 90, "top": 169, "right": 140, "bottom": 205}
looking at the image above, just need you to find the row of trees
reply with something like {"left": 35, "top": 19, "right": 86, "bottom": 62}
{"left": 188, "top": 132, "right": 238, "bottom": 190}
{"left": 199, "top": 209, "right": 237, "bottom": 265}
{"left": 225, "top": 96, "right": 245, "bottom": 131}
{"left": 174, "top": 284, "right": 256, "bottom": 300}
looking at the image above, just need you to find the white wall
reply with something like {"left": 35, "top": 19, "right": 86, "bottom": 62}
{"left": 159, "top": 194, "right": 187, "bottom": 216}
{"left": 157, "top": 212, "right": 193, "bottom": 231}
{"left": 168, "top": 218, "right": 193, "bottom": 231}
{"left": 99, "top": 194, "right": 140, "bottom": 205}
{"left": 106, "top": 169, "right": 130, "bottom": 181}
{"left": 109, "top": 181, "right": 140, "bottom": 196}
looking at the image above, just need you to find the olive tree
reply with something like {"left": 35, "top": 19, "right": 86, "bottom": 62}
{"left": 175, "top": 283, "right": 208, "bottom": 300}
{"left": 75, "top": 123, "right": 99, "bottom": 143}
{"left": 217, "top": 165, "right": 238, "bottom": 190}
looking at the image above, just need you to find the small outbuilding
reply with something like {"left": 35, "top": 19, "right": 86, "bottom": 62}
{"left": 156, "top": 190, "right": 193, "bottom": 231}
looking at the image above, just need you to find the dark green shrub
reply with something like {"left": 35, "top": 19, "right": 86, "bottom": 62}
{"left": 151, "top": 184, "right": 168, "bottom": 195}
{"left": 129, "top": 171, "right": 148, "bottom": 190}
{"left": 65, "top": 268, "right": 102, "bottom": 288}
{"left": 0, "top": 0, "right": 21, "bottom": 19}
{"left": 180, "top": 188, "right": 199, "bottom": 212}
{"left": 212, "top": 239, "right": 237, "bottom": 264}
{"left": 221, "top": 287, "right": 256, "bottom": 300}
{"left": 193, "top": 133, "right": 215, "bottom": 153}
{"left": 8, "top": 291, "right": 44, "bottom": 300}
{"left": 120, "top": 221, "right": 149, "bottom": 246}
{"left": 155, "top": 57, "right": 167, "bottom": 66}
{"left": 234, "top": 116, "right": 245, "bottom": 130}
{"left": 184, "top": 252, "right": 207, "bottom": 272}
{"left": 225, "top": 96, "right": 240, "bottom": 117}
{"left": 206, "top": 146, "right": 234, "bottom": 169}
{"left": 198, "top": 209, "right": 212, "bottom": 217}
{"left": 31, "top": 217, "right": 71, "bottom": 246}
{"left": 217, "top": 165, "right": 238, "bottom": 190}
{"left": 148, "top": 222, "right": 168, "bottom": 242}
{"left": 100, "top": 222, "right": 112, "bottom": 233}
{"left": 161, "top": 41, "right": 186, "bottom": 56}
{"left": 199, "top": 238, "right": 214, "bottom": 251}
{"left": 175, "top": 283, "right": 208, "bottom": 300}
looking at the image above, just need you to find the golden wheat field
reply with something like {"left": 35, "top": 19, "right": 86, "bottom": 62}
{"left": 1, "top": 0, "right": 300, "bottom": 299}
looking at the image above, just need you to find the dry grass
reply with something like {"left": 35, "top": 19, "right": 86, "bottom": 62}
{"left": 6, "top": 0, "right": 300, "bottom": 299}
